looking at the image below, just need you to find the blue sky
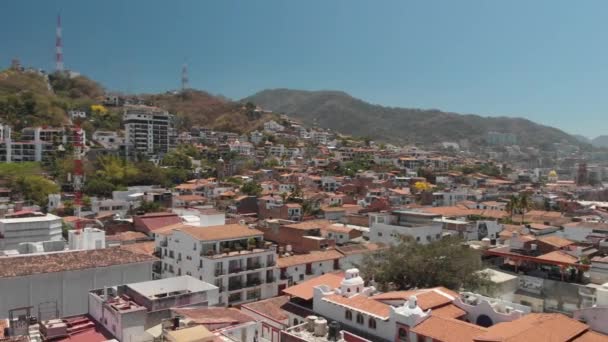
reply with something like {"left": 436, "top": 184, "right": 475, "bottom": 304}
{"left": 1, "top": 0, "right": 608, "bottom": 137}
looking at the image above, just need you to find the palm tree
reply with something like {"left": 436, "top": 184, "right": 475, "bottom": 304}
{"left": 519, "top": 193, "right": 532, "bottom": 224}
{"left": 506, "top": 195, "right": 519, "bottom": 222}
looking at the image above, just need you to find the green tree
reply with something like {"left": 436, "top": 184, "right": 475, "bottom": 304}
{"left": 83, "top": 177, "right": 116, "bottom": 197}
{"left": 241, "top": 181, "right": 262, "bottom": 196}
{"left": 360, "top": 236, "right": 492, "bottom": 292}
{"left": 95, "top": 155, "right": 139, "bottom": 185}
{"left": 519, "top": 193, "right": 532, "bottom": 224}
{"left": 505, "top": 195, "right": 519, "bottom": 221}
{"left": 14, "top": 175, "right": 60, "bottom": 209}
{"left": 137, "top": 200, "right": 164, "bottom": 214}
{"left": 162, "top": 150, "right": 192, "bottom": 169}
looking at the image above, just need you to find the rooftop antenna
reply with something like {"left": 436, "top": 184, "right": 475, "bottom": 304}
{"left": 55, "top": 14, "right": 64, "bottom": 72}
{"left": 181, "top": 63, "right": 189, "bottom": 92}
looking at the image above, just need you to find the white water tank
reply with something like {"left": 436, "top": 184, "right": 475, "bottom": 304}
{"left": 314, "top": 318, "right": 328, "bottom": 337}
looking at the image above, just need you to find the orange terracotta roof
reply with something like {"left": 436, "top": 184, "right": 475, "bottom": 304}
{"left": 283, "top": 220, "right": 332, "bottom": 230}
{"left": 241, "top": 295, "right": 290, "bottom": 322}
{"left": 371, "top": 287, "right": 458, "bottom": 310}
{"left": 277, "top": 249, "right": 343, "bottom": 268}
{"left": 120, "top": 241, "right": 156, "bottom": 256}
{"left": 573, "top": 331, "right": 608, "bottom": 342}
{"left": 323, "top": 294, "right": 390, "bottom": 319}
{"left": 107, "top": 231, "right": 148, "bottom": 241}
{"left": 538, "top": 235, "right": 575, "bottom": 248}
{"left": 431, "top": 304, "right": 467, "bottom": 319}
{"left": 177, "top": 224, "right": 263, "bottom": 241}
{"left": 282, "top": 272, "right": 344, "bottom": 300}
{"left": 474, "top": 313, "right": 589, "bottom": 342}
{"left": 412, "top": 315, "right": 487, "bottom": 341}
{"left": 537, "top": 251, "right": 579, "bottom": 265}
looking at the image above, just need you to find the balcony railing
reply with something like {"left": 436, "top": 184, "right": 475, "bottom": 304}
{"left": 215, "top": 269, "right": 225, "bottom": 276}
{"left": 266, "top": 260, "right": 276, "bottom": 267}
{"left": 280, "top": 273, "right": 289, "bottom": 280}
{"left": 152, "top": 264, "right": 162, "bottom": 273}
{"left": 228, "top": 282, "right": 243, "bottom": 291}
{"left": 228, "top": 294, "right": 242, "bottom": 304}
{"left": 266, "top": 276, "right": 275, "bottom": 283}
{"left": 305, "top": 270, "right": 313, "bottom": 275}
{"left": 160, "top": 240, "right": 168, "bottom": 247}
{"left": 229, "top": 267, "right": 243, "bottom": 273}
{"left": 246, "top": 279, "right": 262, "bottom": 287}
{"left": 246, "top": 263, "right": 261, "bottom": 271}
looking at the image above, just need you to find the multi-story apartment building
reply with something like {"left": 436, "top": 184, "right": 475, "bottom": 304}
{"left": 155, "top": 223, "right": 279, "bottom": 306}
{"left": 0, "top": 211, "right": 63, "bottom": 250}
{"left": 0, "top": 125, "right": 76, "bottom": 163}
{"left": 369, "top": 210, "right": 444, "bottom": 245}
{"left": 123, "top": 105, "right": 176, "bottom": 157}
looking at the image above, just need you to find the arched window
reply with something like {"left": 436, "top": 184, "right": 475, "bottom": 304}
{"left": 347, "top": 288, "right": 351, "bottom": 293}
{"left": 345, "top": 310, "right": 352, "bottom": 320}
{"left": 368, "top": 318, "right": 376, "bottom": 329}
{"left": 293, "top": 318, "right": 298, "bottom": 326}
{"left": 356, "top": 313, "right": 364, "bottom": 325}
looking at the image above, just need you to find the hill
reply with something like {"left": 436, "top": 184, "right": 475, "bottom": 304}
{"left": 142, "top": 89, "right": 273, "bottom": 133}
{"left": 591, "top": 135, "right": 608, "bottom": 148}
{"left": 244, "top": 89, "right": 585, "bottom": 148}
{"left": 0, "top": 67, "right": 271, "bottom": 135}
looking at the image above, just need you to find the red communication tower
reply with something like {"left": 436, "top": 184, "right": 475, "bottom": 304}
{"left": 72, "top": 123, "right": 84, "bottom": 232}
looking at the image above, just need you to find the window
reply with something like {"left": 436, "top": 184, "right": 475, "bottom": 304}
{"left": 436, "top": 233, "right": 441, "bottom": 239}
{"left": 193, "top": 243, "right": 197, "bottom": 250}
{"left": 293, "top": 318, "right": 298, "bottom": 326}
{"left": 416, "top": 236, "right": 420, "bottom": 242}
{"left": 378, "top": 232, "right": 383, "bottom": 237}
{"left": 356, "top": 314, "right": 364, "bottom": 325}
{"left": 398, "top": 328, "right": 408, "bottom": 341}
{"left": 368, "top": 318, "right": 376, "bottom": 329}
{"left": 345, "top": 310, "right": 352, "bottom": 320}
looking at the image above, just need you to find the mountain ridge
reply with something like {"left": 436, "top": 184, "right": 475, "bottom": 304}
{"left": 244, "top": 88, "right": 587, "bottom": 148}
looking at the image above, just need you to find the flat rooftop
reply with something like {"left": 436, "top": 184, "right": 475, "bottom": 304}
{"left": 127, "top": 275, "right": 217, "bottom": 299}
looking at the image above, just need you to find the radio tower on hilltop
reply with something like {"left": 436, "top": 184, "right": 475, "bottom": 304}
{"left": 181, "top": 63, "right": 189, "bottom": 92}
{"left": 55, "top": 14, "right": 64, "bottom": 72}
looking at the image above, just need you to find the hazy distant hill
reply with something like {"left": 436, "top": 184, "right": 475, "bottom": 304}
{"left": 245, "top": 89, "right": 585, "bottom": 148}
{"left": 591, "top": 135, "right": 608, "bottom": 148}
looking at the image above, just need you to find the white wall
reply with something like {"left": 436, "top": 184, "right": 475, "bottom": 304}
{"left": 370, "top": 222, "right": 442, "bottom": 245}
{"left": 0, "top": 262, "right": 153, "bottom": 319}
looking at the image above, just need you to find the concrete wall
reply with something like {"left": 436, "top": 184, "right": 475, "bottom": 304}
{"left": 0, "top": 262, "right": 153, "bottom": 319}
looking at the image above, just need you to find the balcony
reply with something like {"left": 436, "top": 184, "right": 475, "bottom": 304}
{"left": 228, "top": 293, "right": 242, "bottom": 304}
{"left": 152, "top": 264, "right": 162, "bottom": 274}
{"left": 305, "top": 269, "right": 314, "bottom": 275}
{"left": 280, "top": 273, "right": 289, "bottom": 280}
{"left": 266, "top": 260, "right": 276, "bottom": 267}
{"left": 160, "top": 240, "right": 168, "bottom": 247}
{"left": 266, "top": 276, "right": 275, "bottom": 283}
{"left": 246, "top": 278, "right": 262, "bottom": 287}
{"left": 229, "top": 267, "right": 243, "bottom": 273}
{"left": 228, "top": 282, "right": 243, "bottom": 291}
{"left": 214, "top": 269, "right": 225, "bottom": 276}
{"left": 246, "top": 262, "right": 262, "bottom": 271}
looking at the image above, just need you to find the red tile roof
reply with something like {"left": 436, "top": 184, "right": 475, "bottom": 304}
{"left": 474, "top": 313, "right": 589, "bottom": 342}
{"left": 412, "top": 315, "right": 487, "bottom": 341}
{"left": 323, "top": 294, "right": 391, "bottom": 319}
{"left": 0, "top": 248, "right": 156, "bottom": 278}
{"left": 277, "top": 249, "right": 343, "bottom": 268}
{"left": 282, "top": 272, "right": 345, "bottom": 300}
{"left": 241, "top": 295, "right": 290, "bottom": 322}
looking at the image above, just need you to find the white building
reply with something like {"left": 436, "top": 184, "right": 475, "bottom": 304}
{"left": 68, "top": 110, "right": 87, "bottom": 120}
{"left": 156, "top": 223, "right": 279, "bottom": 306}
{"left": 561, "top": 222, "right": 608, "bottom": 242}
{"left": 0, "top": 212, "right": 63, "bottom": 250}
{"left": 92, "top": 130, "right": 123, "bottom": 150}
{"left": 264, "top": 120, "right": 285, "bottom": 133}
{"left": 229, "top": 140, "right": 254, "bottom": 156}
{"left": 68, "top": 227, "right": 106, "bottom": 250}
{"left": 0, "top": 248, "right": 156, "bottom": 319}
{"left": 369, "top": 210, "right": 443, "bottom": 245}
{"left": 250, "top": 131, "right": 264, "bottom": 145}
{"left": 277, "top": 249, "right": 343, "bottom": 286}
{"left": 123, "top": 105, "right": 177, "bottom": 156}
{"left": 88, "top": 276, "right": 219, "bottom": 342}
{"left": 310, "top": 268, "right": 530, "bottom": 342}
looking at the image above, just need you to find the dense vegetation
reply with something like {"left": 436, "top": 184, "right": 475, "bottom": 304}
{"left": 245, "top": 88, "right": 587, "bottom": 148}
{"left": 360, "top": 236, "right": 492, "bottom": 292}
